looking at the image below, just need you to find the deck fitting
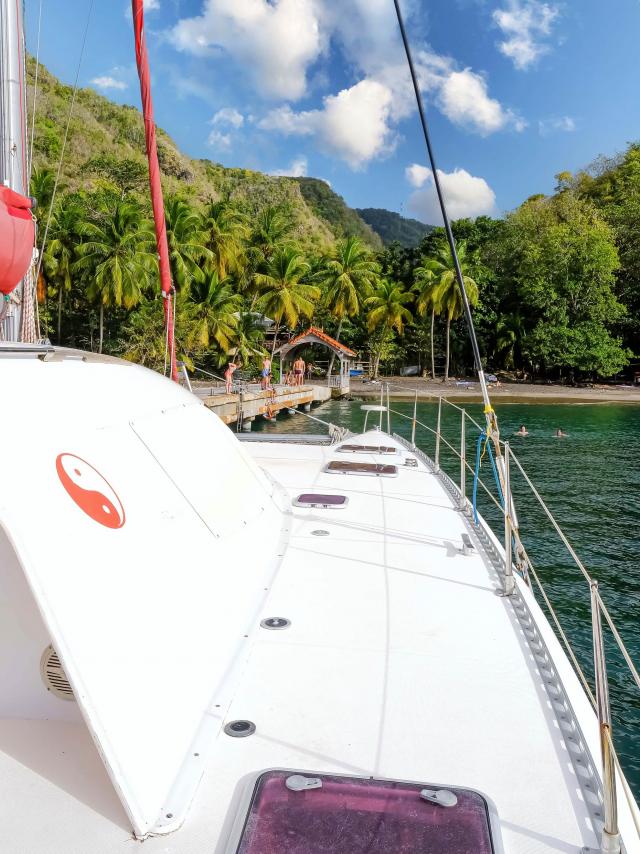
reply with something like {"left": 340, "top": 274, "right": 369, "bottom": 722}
{"left": 260, "top": 617, "right": 291, "bottom": 630}
{"left": 224, "top": 720, "right": 256, "bottom": 738}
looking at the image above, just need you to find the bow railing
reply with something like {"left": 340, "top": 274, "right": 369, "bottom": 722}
{"left": 376, "top": 381, "right": 640, "bottom": 850}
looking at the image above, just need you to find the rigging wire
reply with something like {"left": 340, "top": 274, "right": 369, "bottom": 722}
{"left": 392, "top": 0, "right": 494, "bottom": 420}
{"left": 392, "top": 0, "right": 540, "bottom": 583}
{"left": 33, "top": 0, "right": 94, "bottom": 297}
{"left": 27, "top": 0, "right": 43, "bottom": 182}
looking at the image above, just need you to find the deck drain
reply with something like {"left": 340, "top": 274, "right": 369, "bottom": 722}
{"left": 224, "top": 720, "right": 256, "bottom": 738}
{"left": 311, "top": 529, "right": 330, "bottom": 536}
{"left": 261, "top": 617, "right": 291, "bottom": 630}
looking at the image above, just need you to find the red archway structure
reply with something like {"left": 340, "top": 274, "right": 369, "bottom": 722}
{"left": 275, "top": 326, "right": 356, "bottom": 393}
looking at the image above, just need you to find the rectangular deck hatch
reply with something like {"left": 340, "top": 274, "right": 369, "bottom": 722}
{"left": 325, "top": 461, "right": 398, "bottom": 477}
{"left": 338, "top": 444, "right": 396, "bottom": 454}
{"left": 294, "top": 494, "right": 348, "bottom": 508}
{"left": 231, "top": 770, "right": 497, "bottom": 853}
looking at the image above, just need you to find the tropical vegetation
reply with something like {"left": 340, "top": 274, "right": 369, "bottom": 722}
{"left": 28, "top": 59, "right": 640, "bottom": 383}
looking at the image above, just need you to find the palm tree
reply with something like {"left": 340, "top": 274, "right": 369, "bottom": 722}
{"left": 229, "top": 311, "right": 267, "bottom": 369}
{"left": 42, "top": 197, "right": 82, "bottom": 342}
{"left": 321, "top": 236, "right": 379, "bottom": 374}
{"left": 30, "top": 167, "right": 56, "bottom": 215}
{"left": 366, "top": 280, "right": 413, "bottom": 378}
{"left": 249, "top": 206, "right": 293, "bottom": 264}
{"left": 413, "top": 262, "right": 441, "bottom": 380}
{"left": 255, "top": 247, "right": 319, "bottom": 355}
{"left": 424, "top": 241, "right": 479, "bottom": 382}
{"left": 164, "top": 196, "right": 212, "bottom": 292}
{"left": 183, "top": 271, "right": 242, "bottom": 355}
{"left": 200, "top": 199, "right": 248, "bottom": 280}
{"left": 74, "top": 198, "right": 156, "bottom": 353}
{"left": 496, "top": 312, "right": 524, "bottom": 371}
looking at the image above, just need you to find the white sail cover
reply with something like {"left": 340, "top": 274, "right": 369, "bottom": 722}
{"left": 0, "top": 353, "right": 283, "bottom": 836}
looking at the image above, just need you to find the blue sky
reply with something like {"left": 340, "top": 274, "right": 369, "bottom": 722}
{"left": 25, "top": 0, "right": 640, "bottom": 225}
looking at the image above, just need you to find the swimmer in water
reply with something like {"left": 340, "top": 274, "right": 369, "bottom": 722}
{"left": 555, "top": 428, "right": 567, "bottom": 438}
{"left": 515, "top": 424, "right": 529, "bottom": 436}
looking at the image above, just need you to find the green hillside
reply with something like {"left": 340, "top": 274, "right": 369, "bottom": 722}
{"left": 28, "top": 58, "right": 378, "bottom": 251}
{"left": 296, "top": 179, "right": 382, "bottom": 249}
{"left": 356, "top": 207, "right": 433, "bottom": 247}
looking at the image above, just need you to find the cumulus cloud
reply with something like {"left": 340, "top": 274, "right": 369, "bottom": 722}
{"left": 211, "top": 107, "right": 244, "bottom": 129}
{"left": 259, "top": 79, "right": 395, "bottom": 169}
{"left": 207, "top": 130, "right": 232, "bottom": 149}
{"left": 406, "top": 166, "right": 497, "bottom": 225}
{"left": 538, "top": 115, "right": 575, "bottom": 135}
{"left": 436, "top": 67, "right": 524, "bottom": 134}
{"left": 171, "top": 0, "right": 324, "bottom": 101}
{"left": 493, "top": 0, "right": 559, "bottom": 70}
{"left": 171, "top": 0, "right": 524, "bottom": 168}
{"left": 405, "top": 163, "right": 431, "bottom": 188}
{"left": 91, "top": 76, "right": 127, "bottom": 91}
{"left": 271, "top": 155, "right": 308, "bottom": 177}
{"left": 417, "top": 52, "right": 525, "bottom": 135}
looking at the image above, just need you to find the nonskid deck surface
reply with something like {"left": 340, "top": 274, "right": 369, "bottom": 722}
{"left": 0, "top": 430, "right": 602, "bottom": 852}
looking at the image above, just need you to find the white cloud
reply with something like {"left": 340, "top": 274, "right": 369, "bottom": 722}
{"left": 538, "top": 115, "right": 575, "bottom": 135}
{"left": 437, "top": 67, "right": 523, "bottom": 134}
{"left": 416, "top": 52, "right": 525, "bottom": 135}
{"left": 207, "top": 130, "right": 232, "bottom": 149}
{"left": 259, "top": 79, "right": 395, "bottom": 169}
{"left": 171, "top": 0, "right": 524, "bottom": 170}
{"left": 91, "top": 76, "right": 127, "bottom": 91}
{"left": 405, "top": 163, "right": 431, "bottom": 188}
{"left": 171, "top": 0, "right": 324, "bottom": 101}
{"left": 406, "top": 167, "right": 497, "bottom": 225}
{"left": 271, "top": 155, "right": 308, "bottom": 177}
{"left": 493, "top": 0, "right": 559, "bottom": 70}
{"left": 211, "top": 107, "right": 244, "bottom": 129}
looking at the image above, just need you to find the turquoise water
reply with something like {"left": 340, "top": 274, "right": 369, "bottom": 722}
{"left": 254, "top": 400, "right": 640, "bottom": 797}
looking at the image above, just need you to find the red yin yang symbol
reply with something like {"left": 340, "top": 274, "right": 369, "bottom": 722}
{"left": 56, "top": 454, "right": 126, "bottom": 529}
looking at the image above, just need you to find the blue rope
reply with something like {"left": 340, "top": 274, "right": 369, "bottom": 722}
{"left": 472, "top": 430, "right": 504, "bottom": 525}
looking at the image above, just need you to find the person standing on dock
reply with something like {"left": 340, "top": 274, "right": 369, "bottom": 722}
{"left": 294, "top": 356, "right": 305, "bottom": 386}
{"left": 261, "top": 356, "right": 271, "bottom": 390}
{"left": 224, "top": 361, "right": 238, "bottom": 394}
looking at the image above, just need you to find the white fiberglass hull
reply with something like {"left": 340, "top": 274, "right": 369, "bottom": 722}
{"left": 0, "top": 347, "right": 638, "bottom": 853}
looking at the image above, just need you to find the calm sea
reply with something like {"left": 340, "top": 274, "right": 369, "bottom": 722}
{"left": 254, "top": 399, "right": 640, "bottom": 797}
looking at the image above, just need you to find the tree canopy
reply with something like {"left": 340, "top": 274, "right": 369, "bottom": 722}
{"left": 32, "top": 138, "right": 640, "bottom": 383}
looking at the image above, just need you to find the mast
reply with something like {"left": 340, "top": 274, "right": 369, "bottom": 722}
{"left": 0, "top": 0, "right": 31, "bottom": 341}
{"left": 131, "top": 0, "right": 178, "bottom": 382}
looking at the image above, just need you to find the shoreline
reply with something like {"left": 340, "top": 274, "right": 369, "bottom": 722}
{"left": 349, "top": 377, "right": 640, "bottom": 404}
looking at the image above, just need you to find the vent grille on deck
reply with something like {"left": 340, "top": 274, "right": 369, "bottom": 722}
{"left": 40, "top": 645, "right": 75, "bottom": 701}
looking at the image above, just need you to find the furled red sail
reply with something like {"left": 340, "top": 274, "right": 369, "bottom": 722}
{"left": 131, "top": 0, "right": 178, "bottom": 382}
{"left": 0, "top": 187, "right": 34, "bottom": 296}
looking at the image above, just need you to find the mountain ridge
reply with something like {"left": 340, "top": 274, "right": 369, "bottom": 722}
{"left": 356, "top": 208, "right": 434, "bottom": 247}
{"left": 29, "top": 59, "right": 394, "bottom": 251}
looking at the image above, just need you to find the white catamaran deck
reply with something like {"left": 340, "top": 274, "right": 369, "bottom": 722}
{"left": 0, "top": 419, "right": 613, "bottom": 853}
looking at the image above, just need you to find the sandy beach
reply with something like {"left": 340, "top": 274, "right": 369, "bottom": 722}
{"left": 350, "top": 376, "right": 640, "bottom": 404}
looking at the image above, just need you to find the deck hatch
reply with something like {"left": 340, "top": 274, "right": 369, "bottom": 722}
{"left": 294, "top": 493, "right": 348, "bottom": 508}
{"left": 338, "top": 444, "right": 396, "bottom": 454}
{"left": 232, "top": 770, "right": 497, "bottom": 853}
{"left": 325, "top": 461, "right": 398, "bottom": 477}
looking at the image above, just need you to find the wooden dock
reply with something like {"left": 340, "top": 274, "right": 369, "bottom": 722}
{"left": 194, "top": 384, "right": 332, "bottom": 431}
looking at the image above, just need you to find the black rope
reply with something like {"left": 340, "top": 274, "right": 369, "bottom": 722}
{"left": 392, "top": 0, "right": 487, "bottom": 391}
